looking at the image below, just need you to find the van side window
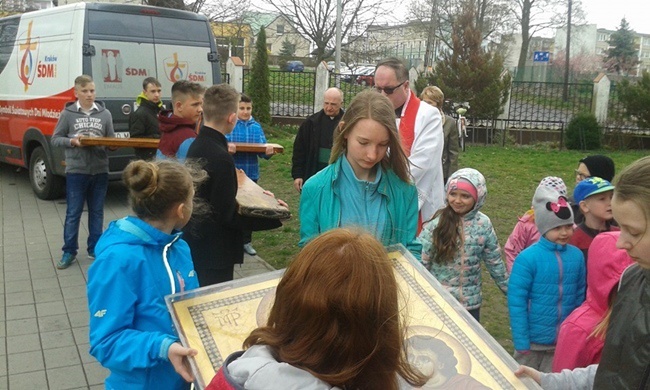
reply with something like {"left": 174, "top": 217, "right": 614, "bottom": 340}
{"left": 152, "top": 18, "right": 209, "bottom": 44}
{"left": 0, "top": 18, "right": 19, "bottom": 75}
{"left": 88, "top": 11, "right": 153, "bottom": 38}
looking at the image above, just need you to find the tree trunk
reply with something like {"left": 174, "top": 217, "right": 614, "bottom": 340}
{"left": 516, "top": 0, "right": 531, "bottom": 81}
{"left": 424, "top": 0, "right": 438, "bottom": 70}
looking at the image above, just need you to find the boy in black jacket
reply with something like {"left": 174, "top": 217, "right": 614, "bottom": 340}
{"left": 128, "top": 77, "right": 163, "bottom": 160}
{"left": 183, "top": 84, "right": 284, "bottom": 286}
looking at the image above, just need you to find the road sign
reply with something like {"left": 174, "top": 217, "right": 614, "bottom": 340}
{"left": 533, "top": 51, "right": 550, "bottom": 62}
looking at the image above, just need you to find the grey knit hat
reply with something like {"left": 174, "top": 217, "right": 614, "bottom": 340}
{"left": 538, "top": 176, "right": 567, "bottom": 197}
{"left": 533, "top": 179, "right": 574, "bottom": 236}
{"left": 531, "top": 176, "right": 567, "bottom": 208}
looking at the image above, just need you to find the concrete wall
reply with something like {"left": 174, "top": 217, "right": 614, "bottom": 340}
{"left": 555, "top": 24, "right": 598, "bottom": 57}
{"left": 592, "top": 73, "right": 611, "bottom": 123}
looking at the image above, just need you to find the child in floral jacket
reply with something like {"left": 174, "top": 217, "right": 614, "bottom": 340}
{"left": 419, "top": 168, "right": 508, "bottom": 322}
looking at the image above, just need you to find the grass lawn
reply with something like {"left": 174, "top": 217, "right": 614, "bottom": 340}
{"left": 253, "top": 124, "right": 647, "bottom": 353}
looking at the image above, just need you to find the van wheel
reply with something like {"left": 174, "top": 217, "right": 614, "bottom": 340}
{"left": 29, "top": 146, "right": 65, "bottom": 200}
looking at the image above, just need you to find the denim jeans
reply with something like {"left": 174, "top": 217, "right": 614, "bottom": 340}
{"left": 62, "top": 173, "right": 109, "bottom": 255}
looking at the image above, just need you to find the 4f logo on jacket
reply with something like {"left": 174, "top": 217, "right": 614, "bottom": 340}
{"left": 94, "top": 309, "right": 107, "bottom": 318}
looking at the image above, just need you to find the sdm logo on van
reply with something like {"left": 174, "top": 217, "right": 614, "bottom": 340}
{"left": 17, "top": 20, "right": 39, "bottom": 92}
{"left": 164, "top": 53, "right": 189, "bottom": 82}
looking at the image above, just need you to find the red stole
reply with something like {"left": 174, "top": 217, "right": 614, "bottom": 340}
{"left": 397, "top": 90, "right": 424, "bottom": 232}
{"left": 398, "top": 90, "right": 420, "bottom": 156}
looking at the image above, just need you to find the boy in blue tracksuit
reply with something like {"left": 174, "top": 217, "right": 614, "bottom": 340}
{"left": 88, "top": 160, "right": 201, "bottom": 389}
{"left": 508, "top": 178, "right": 586, "bottom": 373}
{"left": 225, "top": 93, "right": 275, "bottom": 256}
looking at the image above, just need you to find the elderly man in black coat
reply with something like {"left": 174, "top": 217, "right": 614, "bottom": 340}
{"left": 291, "top": 87, "right": 344, "bottom": 192}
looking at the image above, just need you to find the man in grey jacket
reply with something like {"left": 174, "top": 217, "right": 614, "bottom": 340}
{"left": 51, "top": 75, "right": 115, "bottom": 269}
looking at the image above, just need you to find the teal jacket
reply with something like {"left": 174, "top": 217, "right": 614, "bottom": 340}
{"left": 299, "top": 156, "right": 421, "bottom": 258}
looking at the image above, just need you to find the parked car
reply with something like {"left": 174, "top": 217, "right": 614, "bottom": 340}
{"left": 285, "top": 60, "right": 305, "bottom": 72}
{"left": 350, "top": 64, "right": 375, "bottom": 74}
{"left": 326, "top": 61, "right": 348, "bottom": 71}
{"left": 356, "top": 68, "right": 375, "bottom": 87}
{"left": 338, "top": 65, "right": 372, "bottom": 83}
{"left": 339, "top": 68, "right": 355, "bottom": 83}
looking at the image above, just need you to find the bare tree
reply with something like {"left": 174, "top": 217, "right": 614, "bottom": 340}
{"left": 262, "top": 0, "right": 387, "bottom": 63}
{"left": 145, "top": 0, "right": 250, "bottom": 22}
{"left": 1, "top": 0, "right": 37, "bottom": 12}
{"left": 186, "top": 0, "right": 250, "bottom": 22}
{"left": 429, "top": 0, "right": 511, "bottom": 119}
{"left": 146, "top": 0, "right": 186, "bottom": 11}
{"left": 550, "top": 50, "right": 603, "bottom": 80}
{"left": 409, "top": 0, "right": 514, "bottom": 68}
{"left": 510, "top": 0, "right": 584, "bottom": 79}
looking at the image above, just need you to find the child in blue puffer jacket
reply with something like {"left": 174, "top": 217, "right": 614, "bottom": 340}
{"left": 508, "top": 177, "right": 586, "bottom": 373}
{"left": 87, "top": 159, "right": 206, "bottom": 389}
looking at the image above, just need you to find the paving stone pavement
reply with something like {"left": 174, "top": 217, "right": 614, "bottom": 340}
{"left": 0, "top": 163, "right": 276, "bottom": 389}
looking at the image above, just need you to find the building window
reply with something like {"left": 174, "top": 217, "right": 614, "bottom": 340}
{"left": 232, "top": 37, "right": 245, "bottom": 59}
{"left": 277, "top": 24, "right": 284, "bottom": 34}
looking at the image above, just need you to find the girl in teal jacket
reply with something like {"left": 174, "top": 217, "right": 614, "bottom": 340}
{"left": 299, "top": 90, "right": 421, "bottom": 258}
{"left": 88, "top": 160, "right": 205, "bottom": 389}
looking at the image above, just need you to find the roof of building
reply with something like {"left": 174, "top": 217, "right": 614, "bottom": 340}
{"left": 240, "top": 11, "right": 280, "bottom": 35}
{"left": 366, "top": 20, "right": 429, "bottom": 31}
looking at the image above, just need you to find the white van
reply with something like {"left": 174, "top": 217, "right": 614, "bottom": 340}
{"left": 0, "top": 3, "right": 221, "bottom": 199}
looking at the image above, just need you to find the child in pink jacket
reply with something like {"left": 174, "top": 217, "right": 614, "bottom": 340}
{"left": 552, "top": 231, "right": 634, "bottom": 372}
{"left": 504, "top": 176, "right": 566, "bottom": 272}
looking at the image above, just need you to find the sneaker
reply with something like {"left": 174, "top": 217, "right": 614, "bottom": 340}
{"left": 88, "top": 251, "right": 95, "bottom": 259}
{"left": 243, "top": 243, "right": 257, "bottom": 256}
{"left": 57, "top": 253, "right": 77, "bottom": 269}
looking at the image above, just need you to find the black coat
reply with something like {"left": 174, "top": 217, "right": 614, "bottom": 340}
{"left": 291, "top": 109, "right": 343, "bottom": 182}
{"left": 128, "top": 98, "right": 161, "bottom": 160}
{"left": 183, "top": 126, "right": 280, "bottom": 273}
{"left": 594, "top": 264, "right": 650, "bottom": 389}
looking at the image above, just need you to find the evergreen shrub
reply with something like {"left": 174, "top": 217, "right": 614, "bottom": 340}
{"left": 565, "top": 112, "right": 601, "bottom": 150}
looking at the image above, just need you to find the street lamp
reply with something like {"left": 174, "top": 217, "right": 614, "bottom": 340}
{"left": 563, "top": 0, "right": 572, "bottom": 101}
{"left": 335, "top": 0, "right": 342, "bottom": 73}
